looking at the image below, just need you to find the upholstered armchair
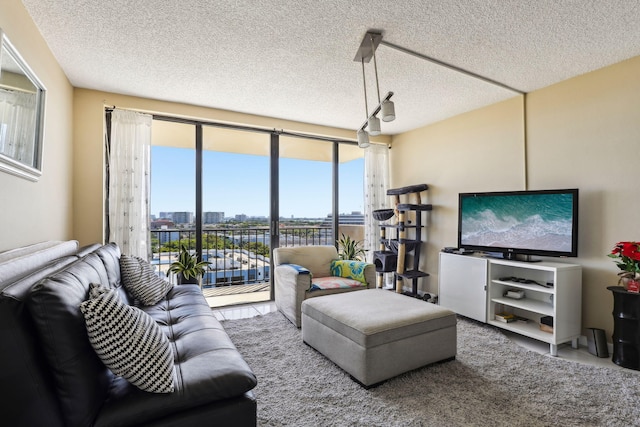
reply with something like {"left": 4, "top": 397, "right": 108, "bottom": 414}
{"left": 273, "top": 245, "right": 376, "bottom": 327}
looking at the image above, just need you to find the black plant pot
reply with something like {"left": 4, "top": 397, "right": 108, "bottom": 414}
{"left": 177, "top": 273, "right": 199, "bottom": 285}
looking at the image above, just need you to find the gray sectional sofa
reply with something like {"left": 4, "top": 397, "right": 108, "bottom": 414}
{"left": 0, "top": 240, "right": 257, "bottom": 427}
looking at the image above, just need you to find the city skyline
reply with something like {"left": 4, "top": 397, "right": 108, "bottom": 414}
{"left": 151, "top": 146, "right": 364, "bottom": 218}
{"left": 151, "top": 210, "right": 364, "bottom": 222}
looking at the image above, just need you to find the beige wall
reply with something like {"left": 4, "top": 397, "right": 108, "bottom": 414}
{"left": 391, "top": 96, "right": 525, "bottom": 298}
{"left": 0, "top": 0, "right": 74, "bottom": 251}
{"left": 527, "top": 56, "right": 640, "bottom": 339}
{"left": 391, "top": 56, "right": 640, "bottom": 338}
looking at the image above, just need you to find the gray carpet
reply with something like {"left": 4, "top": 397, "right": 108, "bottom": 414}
{"left": 223, "top": 311, "right": 640, "bottom": 427}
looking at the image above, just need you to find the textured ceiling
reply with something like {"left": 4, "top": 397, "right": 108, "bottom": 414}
{"left": 19, "top": 0, "right": 640, "bottom": 135}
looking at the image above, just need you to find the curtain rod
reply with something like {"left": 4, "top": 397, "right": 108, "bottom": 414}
{"left": 0, "top": 85, "right": 37, "bottom": 95}
{"left": 105, "top": 106, "right": 390, "bottom": 148}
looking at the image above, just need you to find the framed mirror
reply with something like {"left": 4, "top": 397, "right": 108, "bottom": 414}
{"left": 0, "top": 29, "right": 46, "bottom": 181}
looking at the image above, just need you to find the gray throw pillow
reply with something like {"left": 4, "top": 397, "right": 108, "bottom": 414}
{"left": 120, "top": 255, "right": 173, "bottom": 305}
{"left": 80, "top": 283, "right": 175, "bottom": 393}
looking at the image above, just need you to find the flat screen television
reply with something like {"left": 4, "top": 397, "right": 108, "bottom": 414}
{"left": 457, "top": 189, "right": 578, "bottom": 259}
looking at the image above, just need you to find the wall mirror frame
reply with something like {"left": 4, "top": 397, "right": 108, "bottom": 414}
{"left": 0, "top": 28, "right": 47, "bottom": 181}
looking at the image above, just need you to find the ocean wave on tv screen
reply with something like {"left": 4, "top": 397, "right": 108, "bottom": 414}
{"left": 461, "top": 209, "right": 573, "bottom": 251}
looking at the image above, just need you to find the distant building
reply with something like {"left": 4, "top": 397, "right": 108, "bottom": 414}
{"left": 156, "top": 230, "right": 180, "bottom": 245}
{"left": 235, "top": 214, "right": 247, "bottom": 221}
{"left": 159, "top": 212, "right": 173, "bottom": 220}
{"left": 204, "top": 211, "right": 224, "bottom": 224}
{"left": 322, "top": 211, "right": 364, "bottom": 226}
{"left": 172, "top": 211, "right": 194, "bottom": 225}
{"left": 151, "top": 219, "right": 175, "bottom": 229}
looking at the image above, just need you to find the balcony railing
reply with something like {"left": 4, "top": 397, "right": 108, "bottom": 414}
{"left": 151, "top": 226, "right": 336, "bottom": 288}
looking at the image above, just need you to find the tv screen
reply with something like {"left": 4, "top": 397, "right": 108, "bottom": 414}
{"left": 458, "top": 189, "right": 578, "bottom": 258}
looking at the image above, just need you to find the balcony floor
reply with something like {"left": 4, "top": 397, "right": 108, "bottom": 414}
{"left": 203, "top": 282, "right": 271, "bottom": 308}
{"left": 212, "top": 300, "right": 277, "bottom": 322}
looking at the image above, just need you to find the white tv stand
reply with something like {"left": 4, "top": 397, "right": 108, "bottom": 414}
{"left": 438, "top": 252, "right": 582, "bottom": 356}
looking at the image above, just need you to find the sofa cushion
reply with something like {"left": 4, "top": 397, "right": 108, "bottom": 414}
{"left": 28, "top": 252, "right": 115, "bottom": 427}
{"left": 120, "top": 254, "right": 173, "bottom": 305}
{"left": 0, "top": 240, "right": 59, "bottom": 262}
{"left": 94, "top": 284, "right": 258, "bottom": 426}
{"left": 80, "top": 284, "right": 175, "bottom": 393}
{"left": 76, "top": 242, "right": 103, "bottom": 257}
{"left": 0, "top": 240, "right": 79, "bottom": 286}
{"left": 0, "top": 255, "right": 78, "bottom": 427}
{"left": 310, "top": 276, "right": 367, "bottom": 291}
{"left": 273, "top": 245, "right": 338, "bottom": 277}
{"left": 90, "top": 242, "right": 135, "bottom": 305}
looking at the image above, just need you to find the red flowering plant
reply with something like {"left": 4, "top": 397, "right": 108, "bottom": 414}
{"left": 609, "top": 241, "right": 640, "bottom": 283}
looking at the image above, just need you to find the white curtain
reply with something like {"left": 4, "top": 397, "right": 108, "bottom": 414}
{"left": 363, "top": 143, "right": 390, "bottom": 262}
{"left": 107, "top": 109, "right": 152, "bottom": 259}
{"left": 0, "top": 88, "right": 37, "bottom": 166}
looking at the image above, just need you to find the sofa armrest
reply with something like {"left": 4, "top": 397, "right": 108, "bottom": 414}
{"left": 274, "top": 263, "right": 313, "bottom": 327}
{"left": 278, "top": 263, "right": 311, "bottom": 276}
{"left": 275, "top": 264, "right": 312, "bottom": 293}
{"left": 363, "top": 263, "right": 376, "bottom": 288}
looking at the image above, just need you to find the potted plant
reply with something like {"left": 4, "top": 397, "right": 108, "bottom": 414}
{"left": 609, "top": 241, "right": 640, "bottom": 292}
{"left": 168, "top": 243, "right": 211, "bottom": 286}
{"left": 337, "top": 233, "right": 366, "bottom": 261}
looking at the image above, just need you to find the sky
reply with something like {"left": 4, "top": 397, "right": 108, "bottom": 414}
{"left": 150, "top": 146, "right": 364, "bottom": 219}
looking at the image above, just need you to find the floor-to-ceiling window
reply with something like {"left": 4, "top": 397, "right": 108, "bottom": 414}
{"left": 338, "top": 142, "right": 365, "bottom": 247}
{"left": 278, "top": 136, "right": 333, "bottom": 247}
{"left": 149, "top": 120, "right": 195, "bottom": 281}
{"left": 201, "top": 126, "right": 270, "bottom": 289}
{"left": 147, "top": 116, "right": 364, "bottom": 304}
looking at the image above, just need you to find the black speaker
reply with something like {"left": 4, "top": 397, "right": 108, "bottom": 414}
{"left": 586, "top": 328, "right": 609, "bottom": 358}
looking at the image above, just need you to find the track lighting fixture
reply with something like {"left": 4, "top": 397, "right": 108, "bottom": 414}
{"left": 354, "top": 31, "right": 395, "bottom": 147}
{"left": 352, "top": 30, "right": 526, "bottom": 147}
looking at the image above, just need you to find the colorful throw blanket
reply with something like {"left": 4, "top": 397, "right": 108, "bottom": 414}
{"left": 310, "top": 276, "right": 366, "bottom": 291}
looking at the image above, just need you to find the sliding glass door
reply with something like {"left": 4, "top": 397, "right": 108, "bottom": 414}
{"left": 338, "top": 143, "right": 365, "bottom": 249}
{"left": 148, "top": 116, "right": 363, "bottom": 305}
{"left": 201, "top": 126, "right": 270, "bottom": 295}
{"left": 278, "top": 136, "right": 333, "bottom": 247}
{"left": 149, "top": 120, "right": 195, "bottom": 281}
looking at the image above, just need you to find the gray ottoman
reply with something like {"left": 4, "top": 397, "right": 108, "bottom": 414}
{"left": 301, "top": 288, "right": 457, "bottom": 387}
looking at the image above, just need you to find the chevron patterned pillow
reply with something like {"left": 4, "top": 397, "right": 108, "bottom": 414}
{"left": 120, "top": 255, "right": 173, "bottom": 305}
{"left": 80, "top": 283, "right": 175, "bottom": 393}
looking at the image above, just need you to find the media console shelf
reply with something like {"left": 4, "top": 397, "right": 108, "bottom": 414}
{"left": 439, "top": 252, "right": 582, "bottom": 356}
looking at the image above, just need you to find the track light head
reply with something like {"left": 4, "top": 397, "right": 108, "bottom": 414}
{"left": 368, "top": 116, "right": 381, "bottom": 136}
{"left": 381, "top": 100, "right": 395, "bottom": 122}
{"left": 357, "top": 129, "right": 370, "bottom": 148}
